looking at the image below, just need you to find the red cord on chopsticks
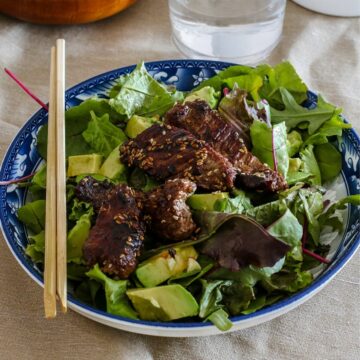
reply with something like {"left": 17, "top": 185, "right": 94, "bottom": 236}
{"left": 4, "top": 68, "right": 48, "bottom": 111}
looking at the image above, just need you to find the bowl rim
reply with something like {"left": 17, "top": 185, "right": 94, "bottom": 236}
{"left": 1, "top": 59, "right": 359, "bottom": 334}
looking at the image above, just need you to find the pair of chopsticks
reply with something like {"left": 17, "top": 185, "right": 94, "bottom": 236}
{"left": 44, "top": 39, "right": 67, "bottom": 318}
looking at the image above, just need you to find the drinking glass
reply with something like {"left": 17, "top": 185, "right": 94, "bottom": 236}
{"left": 168, "top": 0, "right": 287, "bottom": 64}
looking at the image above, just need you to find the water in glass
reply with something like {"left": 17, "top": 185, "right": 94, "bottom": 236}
{"left": 169, "top": 0, "right": 286, "bottom": 64}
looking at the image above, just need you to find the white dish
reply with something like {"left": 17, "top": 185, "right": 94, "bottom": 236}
{"left": 292, "top": 0, "right": 360, "bottom": 17}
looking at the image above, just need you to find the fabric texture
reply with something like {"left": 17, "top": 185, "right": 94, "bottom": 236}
{"left": 0, "top": 1, "right": 359, "bottom": 359}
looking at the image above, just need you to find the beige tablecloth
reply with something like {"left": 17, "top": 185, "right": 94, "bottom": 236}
{"left": 0, "top": 1, "right": 359, "bottom": 359}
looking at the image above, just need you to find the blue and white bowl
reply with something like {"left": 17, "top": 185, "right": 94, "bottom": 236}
{"left": 0, "top": 60, "right": 359, "bottom": 337}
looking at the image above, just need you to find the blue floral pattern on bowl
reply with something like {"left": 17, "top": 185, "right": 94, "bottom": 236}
{"left": 0, "top": 60, "right": 359, "bottom": 335}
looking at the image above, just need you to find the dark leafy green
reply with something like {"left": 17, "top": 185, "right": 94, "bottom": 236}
{"left": 218, "top": 88, "right": 258, "bottom": 148}
{"left": 18, "top": 199, "right": 45, "bottom": 233}
{"left": 29, "top": 164, "right": 47, "bottom": 198}
{"left": 129, "top": 168, "right": 159, "bottom": 192}
{"left": 199, "top": 213, "right": 290, "bottom": 270}
{"left": 25, "top": 230, "right": 45, "bottom": 263}
{"left": 314, "top": 143, "right": 342, "bottom": 182}
{"left": 222, "top": 282, "right": 254, "bottom": 315}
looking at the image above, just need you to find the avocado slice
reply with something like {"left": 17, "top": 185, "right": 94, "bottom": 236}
{"left": 187, "top": 192, "right": 229, "bottom": 211}
{"left": 185, "top": 86, "right": 221, "bottom": 109}
{"left": 67, "top": 154, "right": 103, "bottom": 177}
{"left": 125, "top": 115, "right": 158, "bottom": 139}
{"left": 126, "top": 284, "right": 199, "bottom": 321}
{"left": 99, "top": 146, "right": 127, "bottom": 180}
{"left": 136, "top": 246, "right": 198, "bottom": 287}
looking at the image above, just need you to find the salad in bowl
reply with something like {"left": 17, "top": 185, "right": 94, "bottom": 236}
{"left": 1, "top": 60, "right": 359, "bottom": 335}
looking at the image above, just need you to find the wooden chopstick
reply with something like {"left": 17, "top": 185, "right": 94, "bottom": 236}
{"left": 55, "top": 39, "right": 67, "bottom": 313}
{"left": 44, "top": 39, "right": 67, "bottom": 317}
{"left": 44, "top": 46, "right": 57, "bottom": 319}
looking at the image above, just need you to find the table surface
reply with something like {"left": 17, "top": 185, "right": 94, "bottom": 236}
{"left": 0, "top": 1, "right": 359, "bottom": 359}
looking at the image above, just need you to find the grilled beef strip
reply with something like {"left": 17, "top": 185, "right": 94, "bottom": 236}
{"left": 144, "top": 178, "right": 197, "bottom": 242}
{"left": 75, "top": 176, "right": 115, "bottom": 212}
{"left": 164, "top": 100, "right": 287, "bottom": 192}
{"left": 75, "top": 176, "right": 196, "bottom": 252}
{"left": 120, "top": 123, "right": 237, "bottom": 191}
{"left": 83, "top": 184, "right": 146, "bottom": 278}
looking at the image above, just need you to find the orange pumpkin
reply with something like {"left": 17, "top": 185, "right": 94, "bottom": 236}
{"left": 0, "top": 0, "right": 137, "bottom": 25}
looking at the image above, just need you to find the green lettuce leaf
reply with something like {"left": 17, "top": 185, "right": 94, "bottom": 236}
{"left": 66, "top": 97, "right": 124, "bottom": 124}
{"left": 208, "top": 257, "right": 285, "bottom": 287}
{"left": 37, "top": 97, "right": 123, "bottom": 159}
{"left": 271, "top": 88, "right": 342, "bottom": 134}
{"left": 224, "top": 74, "right": 263, "bottom": 101}
{"left": 250, "top": 120, "right": 289, "bottom": 177}
{"left": 299, "top": 145, "right": 322, "bottom": 185}
{"left": 109, "top": 74, "right": 130, "bottom": 98}
{"left": 214, "top": 190, "right": 252, "bottom": 214}
{"left": 318, "top": 195, "right": 360, "bottom": 232}
{"left": 28, "top": 164, "right": 47, "bottom": 199}
{"left": 199, "top": 280, "right": 232, "bottom": 318}
{"left": 241, "top": 295, "right": 283, "bottom": 315}
{"left": 292, "top": 188, "right": 324, "bottom": 245}
{"left": 314, "top": 143, "right": 342, "bottom": 182}
{"left": 31, "top": 164, "right": 46, "bottom": 189}
{"left": 246, "top": 199, "right": 288, "bottom": 226}
{"left": 259, "top": 61, "right": 308, "bottom": 108}
{"left": 302, "top": 115, "right": 351, "bottom": 147}
{"left": 193, "top": 64, "right": 254, "bottom": 92}
{"left": 109, "top": 62, "right": 183, "bottom": 118}
{"left": 18, "top": 199, "right": 46, "bottom": 233}
{"left": 86, "top": 264, "right": 138, "bottom": 319}
{"left": 287, "top": 130, "right": 303, "bottom": 157}
{"left": 206, "top": 308, "right": 233, "bottom": 331}
{"left": 266, "top": 208, "right": 303, "bottom": 248}
{"left": 67, "top": 207, "right": 94, "bottom": 263}
{"left": 262, "top": 268, "right": 313, "bottom": 293}
{"left": 82, "top": 111, "right": 128, "bottom": 158}
{"left": 286, "top": 171, "right": 313, "bottom": 185}
{"left": 25, "top": 230, "right": 45, "bottom": 263}
{"left": 194, "top": 61, "right": 307, "bottom": 109}
{"left": 69, "top": 199, "right": 93, "bottom": 222}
